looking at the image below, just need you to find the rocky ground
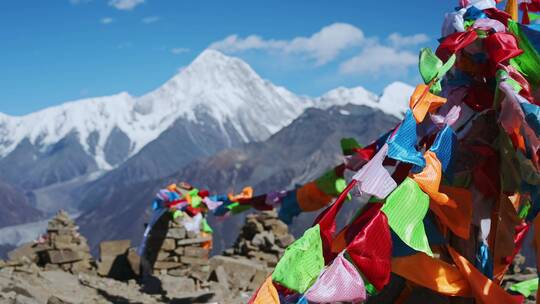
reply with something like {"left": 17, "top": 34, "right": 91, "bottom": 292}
{"left": 0, "top": 210, "right": 294, "bottom": 303}
{"left": 1, "top": 210, "right": 538, "bottom": 304}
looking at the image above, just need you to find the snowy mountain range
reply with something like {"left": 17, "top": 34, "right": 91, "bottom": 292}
{"left": 0, "top": 50, "right": 412, "bottom": 181}
{"left": 0, "top": 49, "right": 414, "bottom": 253}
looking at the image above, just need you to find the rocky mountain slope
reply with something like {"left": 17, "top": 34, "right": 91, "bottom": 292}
{"left": 77, "top": 103, "right": 399, "bottom": 253}
{"left": 0, "top": 181, "right": 43, "bottom": 229}
{"left": 0, "top": 49, "right": 414, "bottom": 253}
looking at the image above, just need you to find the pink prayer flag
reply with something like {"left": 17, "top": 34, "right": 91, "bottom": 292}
{"left": 352, "top": 143, "right": 397, "bottom": 199}
{"left": 305, "top": 253, "right": 367, "bottom": 303}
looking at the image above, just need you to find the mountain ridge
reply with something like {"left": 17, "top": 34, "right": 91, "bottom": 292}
{"left": 0, "top": 49, "right": 413, "bottom": 178}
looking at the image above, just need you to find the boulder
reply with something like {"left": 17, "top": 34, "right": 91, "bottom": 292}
{"left": 99, "top": 240, "right": 130, "bottom": 257}
{"left": 47, "top": 250, "right": 81, "bottom": 264}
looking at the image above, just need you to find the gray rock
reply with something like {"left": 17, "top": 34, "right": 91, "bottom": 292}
{"left": 160, "top": 275, "right": 196, "bottom": 297}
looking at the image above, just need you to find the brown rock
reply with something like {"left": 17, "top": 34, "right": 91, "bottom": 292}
{"left": 53, "top": 235, "right": 73, "bottom": 244}
{"left": 157, "top": 251, "right": 170, "bottom": 261}
{"left": 161, "top": 239, "right": 176, "bottom": 251}
{"left": 126, "top": 248, "right": 141, "bottom": 276}
{"left": 180, "top": 256, "right": 208, "bottom": 266}
{"left": 209, "top": 256, "right": 265, "bottom": 289}
{"left": 176, "top": 235, "right": 212, "bottom": 246}
{"left": 154, "top": 261, "right": 183, "bottom": 270}
{"left": 173, "top": 247, "right": 184, "bottom": 256}
{"left": 71, "top": 260, "right": 92, "bottom": 274}
{"left": 99, "top": 240, "right": 131, "bottom": 257}
{"left": 166, "top": 228, "right": 187, "bottom": 239}
{"left": 7, "top": 243, "right": 37, "bottom": 262}
{"left": 183, "top": 246, "right": 210, "bottom": 258}
{"left": 168, "top": 268, "right": 189, "bottom": 277}
{"left": 15, "top": 262, "right": 40, "bottom": 275}
{"left": 213, "top": 265, "right": 230, "bottom": 290}
{"left": 249, "top": 268, "right": 269, "bottom": 291}
{"left": 47, "top": 250, "right": 82, "bottom": 264}
{"left": 263, "top": 219, "right": 289, "bottom": 236}
{"left": 161, "top": 276, "right": 196, "bottom": 297}
{"left": 47, "top": 296, "right": 72, "bottom": 304}
{"left": 97, "top": 257, "right": 114, "bottom": 276}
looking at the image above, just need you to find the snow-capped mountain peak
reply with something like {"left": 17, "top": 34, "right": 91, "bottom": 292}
{"left": 0, "top": 49, "right": 414, "bottom": 177}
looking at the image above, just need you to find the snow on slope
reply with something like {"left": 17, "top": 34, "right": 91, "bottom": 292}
{"left": 0, "top": 50, "right": 308, "bottom": 170}
{"left": 316, "top": 82, "right": 414, "bottom": 119}
{"left": 0, "top": 49, "right": 414, "bottom": 171}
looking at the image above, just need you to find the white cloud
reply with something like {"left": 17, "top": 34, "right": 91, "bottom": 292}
{"left": 100, "top": 17, "right": 114, "bottom": 25}
{"left": 340, "top": 45, "right": 417, "bottom": 74}
{"left": 387, "top": 33, "right": 429, "bottom": 48}
{"left": 108, "top": 0, "right": 144, "bottom": 10}
{"left": 209, "top": 35, "right": 285, "bottom": 52}
{"left": 171, "top": 48, "right": 190, "bottom": 55}
{"left": 210, "top": 23, "right": 364, "bottom": 65}
{"left": 142, "top": 16, "right": 160, "bottom": 24}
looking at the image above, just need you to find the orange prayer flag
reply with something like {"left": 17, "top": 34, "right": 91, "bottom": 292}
{"left": 392, "top": 253, "right": 471, "bottom": 296}
{"left": 429, "top": 186, "right": 472, "bottom": 239}
{"left": 252, "top": 276, "right": 280, "bottom": 304}
{"left": 409, "top": 84, "right": 447, "bottom": 123}
{"left": 448, "top": 247, "right": 523, "bottom": 304}
{"left": 296, "top": 181, "right": 334, "bottom": 212}
{"left": 412, "top": 151, "right": 450, "bottom": 205}
{"left": 491, "top": 194, "right": 522, "bottom": 281}
{"left": 228, "top": 187, "right": 254, "bottom": 202}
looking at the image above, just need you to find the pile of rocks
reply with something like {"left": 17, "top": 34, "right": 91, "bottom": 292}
{"left": 146, "top": 214, "right": 213, "bottom": 291}
{"left": 223, "top": 210, "right": 295, "bottom": 268}
{"left": 503, "top": 253, "right": 538, "bottom": 304}
{"left": 0, "top": 210, "right": 94, "bottom": 274}
{"left": 0, "top": 210, "right": 296, "bottom": 303}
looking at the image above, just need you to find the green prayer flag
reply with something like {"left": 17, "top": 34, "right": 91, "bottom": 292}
{"left": 341, "top": 138, "right": 361, "bottom": 156}
{"left": 529, "top": 12, "right": 540, "bottom": 22}
{"left": 226, "top": 202, "right": 251, "bottom": 214}
{"left": 508, "top": 20, "right": 540, "bottom": 85}
{"left": 509, "top": 278, "right": 539, "bottom": 297}
{"left": 172, "top": 210, "right": 183, "bottom": 219}
{"left": 365, "top": 283, "right": 377, "bottom": 296}
{"left": 382, "top": 177, "right": 433, "bottom": 256}
{"left": 316, "top": 169, "right": 345, "bottom": 196}
{"left": 272, "top": 224, "right": 325, "bottom": 293}
{"left": 419, "top": 48, "right": 456, "bottom": 94}
{"left": 519, "top": 200, "right": 531, "bottom": 219}
{"left": 201, "top": 218, "right": 213, "bottom": 233}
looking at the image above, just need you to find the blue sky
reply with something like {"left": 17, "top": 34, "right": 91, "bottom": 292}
{"left": 1, "top": 0, "right": 462, "bottom": 115}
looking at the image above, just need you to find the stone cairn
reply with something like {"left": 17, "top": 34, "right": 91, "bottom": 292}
{"left": 0, "top": 210, "right": 94, "bottom": 274}
{"left": 223, "top": 210, "right": 295, "bottom": 268}
{"left": 145, "top": 214, "right": 213, "bottom": 293}
{"left": 502, "top": 253, "right": 538, "bottom": 304}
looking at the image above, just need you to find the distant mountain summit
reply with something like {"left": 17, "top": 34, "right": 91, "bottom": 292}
{"left": 0, "top": 49, "right": 413, "bottom": 191}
